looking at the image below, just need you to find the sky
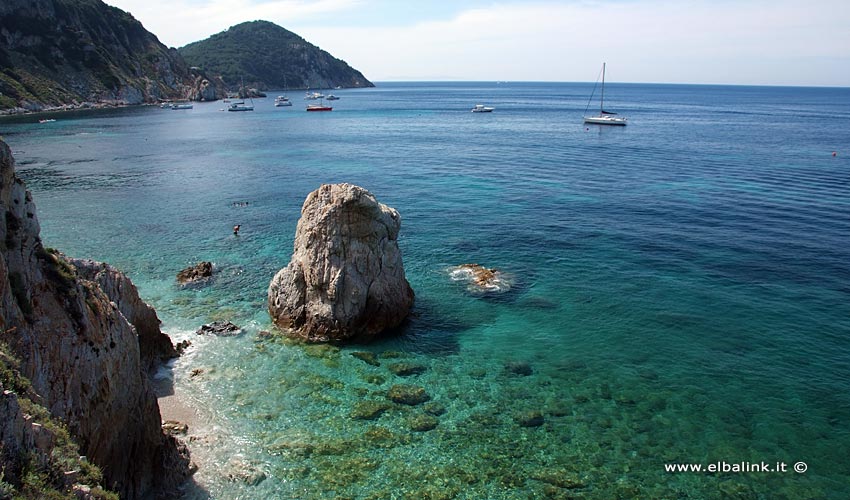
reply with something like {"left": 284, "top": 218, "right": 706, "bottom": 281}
{"left": 102, "top": 0, "right": 850, "bottom": 86}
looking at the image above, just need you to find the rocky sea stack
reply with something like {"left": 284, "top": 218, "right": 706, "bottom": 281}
{"left": 268, "top": 184, "right": 414, "bottom": 342}
{"left": 0, "top": 139, "right": 190, "bottom": 498}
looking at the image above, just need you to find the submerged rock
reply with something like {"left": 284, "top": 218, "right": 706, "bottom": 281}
{"left": 387, "top": 384, "right": 430, "bottom": 405}
{"left": 176, "top": 261, "right": 213, "bottom": 285}
{"left": 224, "top": 456, "right": 266, "bottom": 486}
{"left": 350, "top": 400, "right": 392, "bottom": 420}
{"left": 409, "top": 414, "right": 439, "bottom": 432}
{"left": 268, "top": 183, "right": 414, "bottom": 342}
{"left": 516, "top": 410, "right": 545, "bottom": 427}
{"left": 388, "top": 362, "right": 427, "bottom": 376}
{"left": 448, "top": 263, "right": 513, "bottom": 293}
{"left": 351, "top": 351, "right": 381, "bottom": 366}
{"left": 505, "top": 361, "right": 534, "bottom": 376}
{"left": 422, "top": 401, "right": 447, "bottom": 416}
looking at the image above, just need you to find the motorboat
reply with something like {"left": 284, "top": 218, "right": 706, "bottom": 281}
{"left": 472, "top": 104, "right": 494, "bottom": 113}
{"left": 227, "top": 101, "right": 254, "bottom": 112}
{"left": 306, "top": 103, "right": 332, "bottom": 112}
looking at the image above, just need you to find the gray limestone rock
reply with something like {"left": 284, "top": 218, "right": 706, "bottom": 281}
{"left": 268, "top": 184, "right": 414, "bottom": 342}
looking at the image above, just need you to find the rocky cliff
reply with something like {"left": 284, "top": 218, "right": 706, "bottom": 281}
{"left": 179, "top": 21, "right": 374, "bottom": 91}
{"left": 0, "top": 0, "right": 224, "bottom": 112}
{"left": 69, "top": 258, "right": 178, "bottom": 373}
{"left": 0, "top": 139, "right": 190, "bottom": 498}
{"left": 1, "top": 342, "right": 118, "bottom": 499}
{"left": 268, "top": 184, "right": 414, "bottom": 342}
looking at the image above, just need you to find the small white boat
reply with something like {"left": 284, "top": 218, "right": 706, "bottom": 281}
{"left": 227, "top": 101, "right": 254, "bottom": 112}
{"left": 38, "top": 118, "right": 56, "bottom": 123}
{"left": 584, "top": 114, "right": 627, "bottom": 125}
{"left": 228, "top": 77, "right": 255, "bottom": 111}
{"left": 304, "top": 91, "right": 325, "bottom": 100}
{"left": 171, "top": 103, "right": 193, "bottom": 110}
{"left": 583, "top": 62, "right": 627, "bottom": 126}
{"left": 274, "top": 95, "right": 292, "bottom": 107}
{"left": 306, "top": 101, "right": 332, "bottom": 112}
{"left": 326, "top": 95, "right": 340, "bottom": 101}
{"left": 472, "top": 104, "right": 494, "bottom": 113}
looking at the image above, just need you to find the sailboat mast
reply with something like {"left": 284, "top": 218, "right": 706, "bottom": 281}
{"left": 600, "top": 62, "right": 606, "bottom": 113}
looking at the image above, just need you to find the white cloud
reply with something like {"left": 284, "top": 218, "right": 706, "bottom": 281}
{"left": 105, "top": 0, "right": 850, "bottom": 85}
{"left": 104, "top": 0, "right": 362, "bottom": 47}
{"left": 301, "top": 0, "right": 850, "bottom": 85}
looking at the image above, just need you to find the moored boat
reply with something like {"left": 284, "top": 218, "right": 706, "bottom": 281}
{"left": 228, "top": 77, "right": 255, "bottom": 111}
{"left": 227, "top": 101, "right": 254, "bottom": 112}
{"left": 583, "top": 62, "right": 627, "bottom": 126}
{"left": 472, "top": 104, "right": 494, "bottom": 113}
{"left": 306, "top": 104, "right": 332, "bottom": 112}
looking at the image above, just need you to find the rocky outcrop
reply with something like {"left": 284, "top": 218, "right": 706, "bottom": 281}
{"left": 448, "top": 263, "right": 513, "bottom": 293}
{"left": 0, "top": 139, "right": 190, "bottom": 499}
{"left": 176, "top": 261, "right": 213, "bottom": 285}
{"left": 268, "top": 184, "right": 414, "bottom": 342}
{"left": 185, "top": 69, "right": 225, "bottom": 102}
{"left": 69, "top": 257, "right": 178, "bottom": 372}
{"left": 0, "top": 345, "right": 116, "bottom": 497}
{"left": 196, "top": 321, "right": 242, "bottom": 337}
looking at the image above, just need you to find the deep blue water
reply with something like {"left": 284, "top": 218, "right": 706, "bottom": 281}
{"left": 2, "top": 82, "right": 850, "bottom": 499}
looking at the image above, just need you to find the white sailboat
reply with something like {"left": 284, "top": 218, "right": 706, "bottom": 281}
{"left": 583, "top": 63, "right": 627, "bottom": 126}
{"left": 228, "top": 77, "right": 255, "bottom": 112}
{"left": 275, "top": 76, "right": 292, "bottom": 107}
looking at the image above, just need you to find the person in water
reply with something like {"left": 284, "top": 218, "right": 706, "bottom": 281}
{"left": 233, "top": 224, "right": 241, "bottom": 236}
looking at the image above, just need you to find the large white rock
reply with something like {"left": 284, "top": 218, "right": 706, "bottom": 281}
{"left": 268, "top": 184, "right": 414, "bottom": 341}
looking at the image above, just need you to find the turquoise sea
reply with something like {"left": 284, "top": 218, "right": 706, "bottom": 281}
{"left": 2, "top": 82, "right": 849, "bottom": 499}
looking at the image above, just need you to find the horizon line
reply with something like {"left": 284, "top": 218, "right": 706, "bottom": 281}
{"left": 368, "top": 80, "right": 850, "bottom": 90}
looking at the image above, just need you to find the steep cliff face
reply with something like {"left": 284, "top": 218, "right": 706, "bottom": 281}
{"left": 1, "top": 343, "right": 118, "bottom": 499}
{"left": 179, "top": 21, "right": 375, "bottom": 91}
{"left": 0, "top": 0, "right": 223, "bottom": 111}
{"left": 0, "top": 139, "right": 189, "bottom": 498}
{"left": 69, "top": 258, "right": 178, "bottom": 373}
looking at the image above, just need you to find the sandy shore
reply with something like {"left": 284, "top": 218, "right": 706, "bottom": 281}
{"left": 152, "top": 364, "right": 204, "bottom": 432}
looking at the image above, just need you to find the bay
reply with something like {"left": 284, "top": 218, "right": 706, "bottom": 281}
{"left": 2, "top": 82, "right": 849, "bottom": 499}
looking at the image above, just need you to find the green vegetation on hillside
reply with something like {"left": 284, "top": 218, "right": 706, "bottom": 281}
{"left": 0, "top": 0, "right": 195, "bottom": 110}
{"left": 179, "top": 20, "right": 373, "bottom": 90}
{"left": 0, "top": 341, "right": 118, "bottom": 500}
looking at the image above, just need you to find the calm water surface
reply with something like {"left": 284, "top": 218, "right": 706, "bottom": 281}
{"left": 2, "top": 82, "right": 850, "bottom": 499}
